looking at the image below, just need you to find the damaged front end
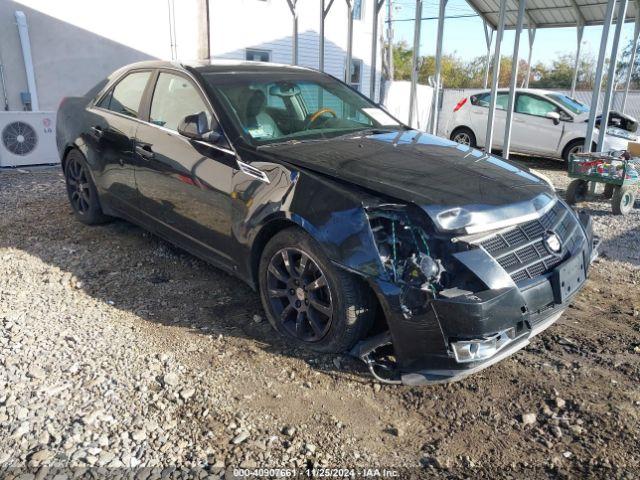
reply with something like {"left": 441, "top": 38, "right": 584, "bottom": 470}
{"left": 350, "top": 198, "right": 599, "bottom": 385}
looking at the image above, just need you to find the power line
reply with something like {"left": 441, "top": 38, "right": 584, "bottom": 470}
{"left": 387, "top": 13, "right": 479, "bottom": 22}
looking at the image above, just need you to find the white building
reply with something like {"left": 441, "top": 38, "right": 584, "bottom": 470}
{"left": 0, "top": 0, "right": 383, "bottom": 112}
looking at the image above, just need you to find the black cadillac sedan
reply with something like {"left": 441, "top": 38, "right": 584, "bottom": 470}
{"left": 57, "top": 60, "right": 598, "bottom": 385}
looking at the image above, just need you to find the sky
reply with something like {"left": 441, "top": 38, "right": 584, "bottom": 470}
{"left": 388, "top": 0, "right": 636, "bottom": 66}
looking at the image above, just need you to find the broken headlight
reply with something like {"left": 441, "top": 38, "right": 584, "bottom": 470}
{"left": 367, "top": 207, "right": 444, "bottom": 294}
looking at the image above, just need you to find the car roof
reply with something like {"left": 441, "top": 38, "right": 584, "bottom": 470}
{"left": 475, "top": 88, "right": 559, "bottom": 96}
{"left": 120, "top": 59, "right": 316, "bottom": 75}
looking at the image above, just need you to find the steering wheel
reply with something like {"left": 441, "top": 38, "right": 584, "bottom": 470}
{"left": 305, "top": 108, "right": 337, "bottom": 129}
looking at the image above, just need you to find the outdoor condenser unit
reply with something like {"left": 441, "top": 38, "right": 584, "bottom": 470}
{"left": 0, "top": 111, "right": 58, "bottom": 167}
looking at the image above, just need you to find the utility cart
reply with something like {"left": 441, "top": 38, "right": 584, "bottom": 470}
{"left": 566, "top": 152, "right": 639, "bottom": 215}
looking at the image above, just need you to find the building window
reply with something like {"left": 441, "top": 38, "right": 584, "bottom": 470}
{"left": 349, "top": 59, "right": 363, "bottom": 91}
{"left": 352, "top": 0, "right": 363, "bottom": 20}
{"left": 246, "top": 49, "right": 271, "bottom": 62}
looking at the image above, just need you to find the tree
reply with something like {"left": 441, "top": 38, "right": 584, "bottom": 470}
{"left": 616, "top": 37, "right": 640, "bottom": 90}
{"left": 390, "top": 42, "right": 598, "bottom": 91}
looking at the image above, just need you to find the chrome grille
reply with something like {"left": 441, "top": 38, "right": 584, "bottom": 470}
{"left": 480, "top": 201, "right": 584, "bottom": 283}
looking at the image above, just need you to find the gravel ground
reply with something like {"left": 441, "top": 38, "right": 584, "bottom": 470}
{"left": 1, "top": 159, "right": 639, "bottom": 479}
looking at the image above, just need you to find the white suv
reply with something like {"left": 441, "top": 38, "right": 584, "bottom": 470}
{"left": 444, "top": 88, "right": 637, "bottom": 162}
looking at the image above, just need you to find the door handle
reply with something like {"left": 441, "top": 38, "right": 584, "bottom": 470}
{"left": 91, "top": 126, "right": 103, "bottom": 137}
{"left": 135, "top": 144, "right": 155, "bottom": 160}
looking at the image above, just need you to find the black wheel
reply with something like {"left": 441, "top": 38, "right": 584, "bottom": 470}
{"left": 603, "top": 183, "right": 614, "bottom": 199}
{"left": 259, "top": 227, "right": 375, "bottom": 353}
{"left": 566, "top": 179, "right": 589, "bottom": 205}
{"left": 64, "top": 149, "right": 110, "bottom": 225}
{"left": 450, "top": 127, "right": 476, "bottom": 147}
{"left": 612, "top": 186, "right": 636, "bottom": 215}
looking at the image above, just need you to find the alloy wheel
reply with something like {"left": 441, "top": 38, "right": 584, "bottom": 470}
{"left": 66, "top": 156, "right": 92, "bottom": 215}
{"left": 266, "top": 248, "right": 333, "bottom": 343}
{"left": 453, "top": 132, "right": 471, "bottom": 145}
{"left": 569, "top": 144, "right": 584, "bottom": 156}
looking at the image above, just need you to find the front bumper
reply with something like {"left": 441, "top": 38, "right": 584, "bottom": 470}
{"left": 362, "top": 206, "right": 599, "bottom": 385}
{"left": 402, "top": 308, "right": 563, "bottom": 385}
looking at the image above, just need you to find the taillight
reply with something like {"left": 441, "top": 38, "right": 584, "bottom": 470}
{"left": 453, "top": 97, "right": 468, "bottom": 112}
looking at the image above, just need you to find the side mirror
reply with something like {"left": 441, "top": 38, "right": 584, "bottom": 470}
{"left": 178, "top": 111, "right": 222, "bottom": 143}
{"left": 546, "top": 111, "right": 561, "bottom": 125}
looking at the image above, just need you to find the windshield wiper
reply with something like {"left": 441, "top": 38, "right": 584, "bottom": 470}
{"left": 332, "top": 127, "right": 401, "bottom": 139}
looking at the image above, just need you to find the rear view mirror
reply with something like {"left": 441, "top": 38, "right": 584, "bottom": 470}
{"left": 269, "top": 83, "right": 301, "bottom": 97}
{"left": 178, "top": 111, "right": 221, "bottom": 143}
{"left": 546, "top": 111, "right": 561, "bottom": 125}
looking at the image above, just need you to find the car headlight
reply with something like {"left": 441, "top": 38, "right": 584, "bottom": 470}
{"left": 366, "top": 206, "right": 444, "bottom": 293}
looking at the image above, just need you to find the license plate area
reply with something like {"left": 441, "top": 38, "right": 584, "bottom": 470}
{"left": 552, "top": 252, "right": 586, "bottom": 304}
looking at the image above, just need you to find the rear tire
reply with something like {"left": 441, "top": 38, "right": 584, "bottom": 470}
{"left": 258, "top": 227, "right": 375, "bottom": 353}
{"left": 566, "top": 179, "right": 589, "bottom": 205}
{"left": 450, "top": 127, "right": 476, "bottom": 148}
{"left": 64, "top": 149, "right": 110, "bottom": 225}
{"left": 612, "top": 186, "right": 635, "bottom": 215}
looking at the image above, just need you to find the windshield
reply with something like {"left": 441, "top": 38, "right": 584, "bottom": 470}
{"left": 202, "top": 72, "right": 404, "bottom": 145}
{"left": 547, "top": 93, "right": 589, "bottom": 115}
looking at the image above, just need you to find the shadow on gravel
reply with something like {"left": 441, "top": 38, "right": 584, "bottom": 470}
{"left": 0, "top": 171, "right": 372, "bottom": 383}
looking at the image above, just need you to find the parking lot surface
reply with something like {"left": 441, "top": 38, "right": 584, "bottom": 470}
{"left": 1, "top": 158, "right": 639, "bottom": 477}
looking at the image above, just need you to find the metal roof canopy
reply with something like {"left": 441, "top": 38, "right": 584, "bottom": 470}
{"left": 467, "top": 0, "right": 638, "bottom": 29}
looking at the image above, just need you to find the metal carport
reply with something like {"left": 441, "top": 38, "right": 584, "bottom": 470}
{"left": 282, "top": 0, "right": 640, "bottom": 159}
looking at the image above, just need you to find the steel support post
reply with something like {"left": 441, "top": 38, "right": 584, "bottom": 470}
{"left": 584, "top": 0, "right": 616, "bottom": 152}
{"left": 320, "top": 0, "right": 336, "bottom": 71}
{"left": 523, "top": 27, "right": 535, "bottom": 87}
{"left": 345, "top": 0, "right": 354, "bottom": 83}
{"left": 484, "top": 0, "right": 507, "bottom": 152}
{"left": 370, "top": 0, "right": 386, "bottom": 101}
{"left": 597, "top": 0, "right": 629, "bottom": 150}
{"left": 286, "top": 0, "right": 299, "bottom": 65}
{"left": 431, "top": 0, "right": 448, "bottom": 134}
{"left": 503, "top": 0, "right": 527, "bottom": 159}
{"left": 408, "top": 0, "right": 423, "bottom": 126}
{"left": 483, "top": 21, "right": 494, "bottom": 89}
{"left": 570, "top": 24, "right": 584, "bottom": 97}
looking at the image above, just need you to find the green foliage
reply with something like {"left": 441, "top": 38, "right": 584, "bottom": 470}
{"left": 391, "top": 42, "right": 598, "bottom": 90}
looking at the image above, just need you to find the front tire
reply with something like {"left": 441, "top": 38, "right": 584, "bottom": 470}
{"left": 450, "top": 127, "right": 476, "bottom": 148}
{"left": 64, "top": 149, "right": 110, "bottom": 225}
{"left": 258, "top": 227, "right": 375, "bottom": 353}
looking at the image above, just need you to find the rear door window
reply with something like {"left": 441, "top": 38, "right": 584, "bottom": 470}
{"left": 100, "top": 71, "right": 151, "bottom": 118}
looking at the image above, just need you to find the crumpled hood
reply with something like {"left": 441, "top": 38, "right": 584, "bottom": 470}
{"left": 260, "top": 129, "right": 551, "bottom": 203}
{"left": 259, "top": 130, "right": 555, "bottom": 233}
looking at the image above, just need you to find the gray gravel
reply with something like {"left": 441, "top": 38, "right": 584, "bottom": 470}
{"left": 1, "top": 163, "right": 639, "bottom": 477}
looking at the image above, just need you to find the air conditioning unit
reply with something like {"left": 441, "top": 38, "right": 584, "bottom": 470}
{"left": 0, "top": 111, "right": 59, "bottom": 167}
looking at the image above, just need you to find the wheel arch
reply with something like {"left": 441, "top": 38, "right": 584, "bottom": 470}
{"left": 249, "top": 217, "right": 306, "bottom": 288}
{"left": 60, "top": 143, "right": 104, "bottom": 210}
